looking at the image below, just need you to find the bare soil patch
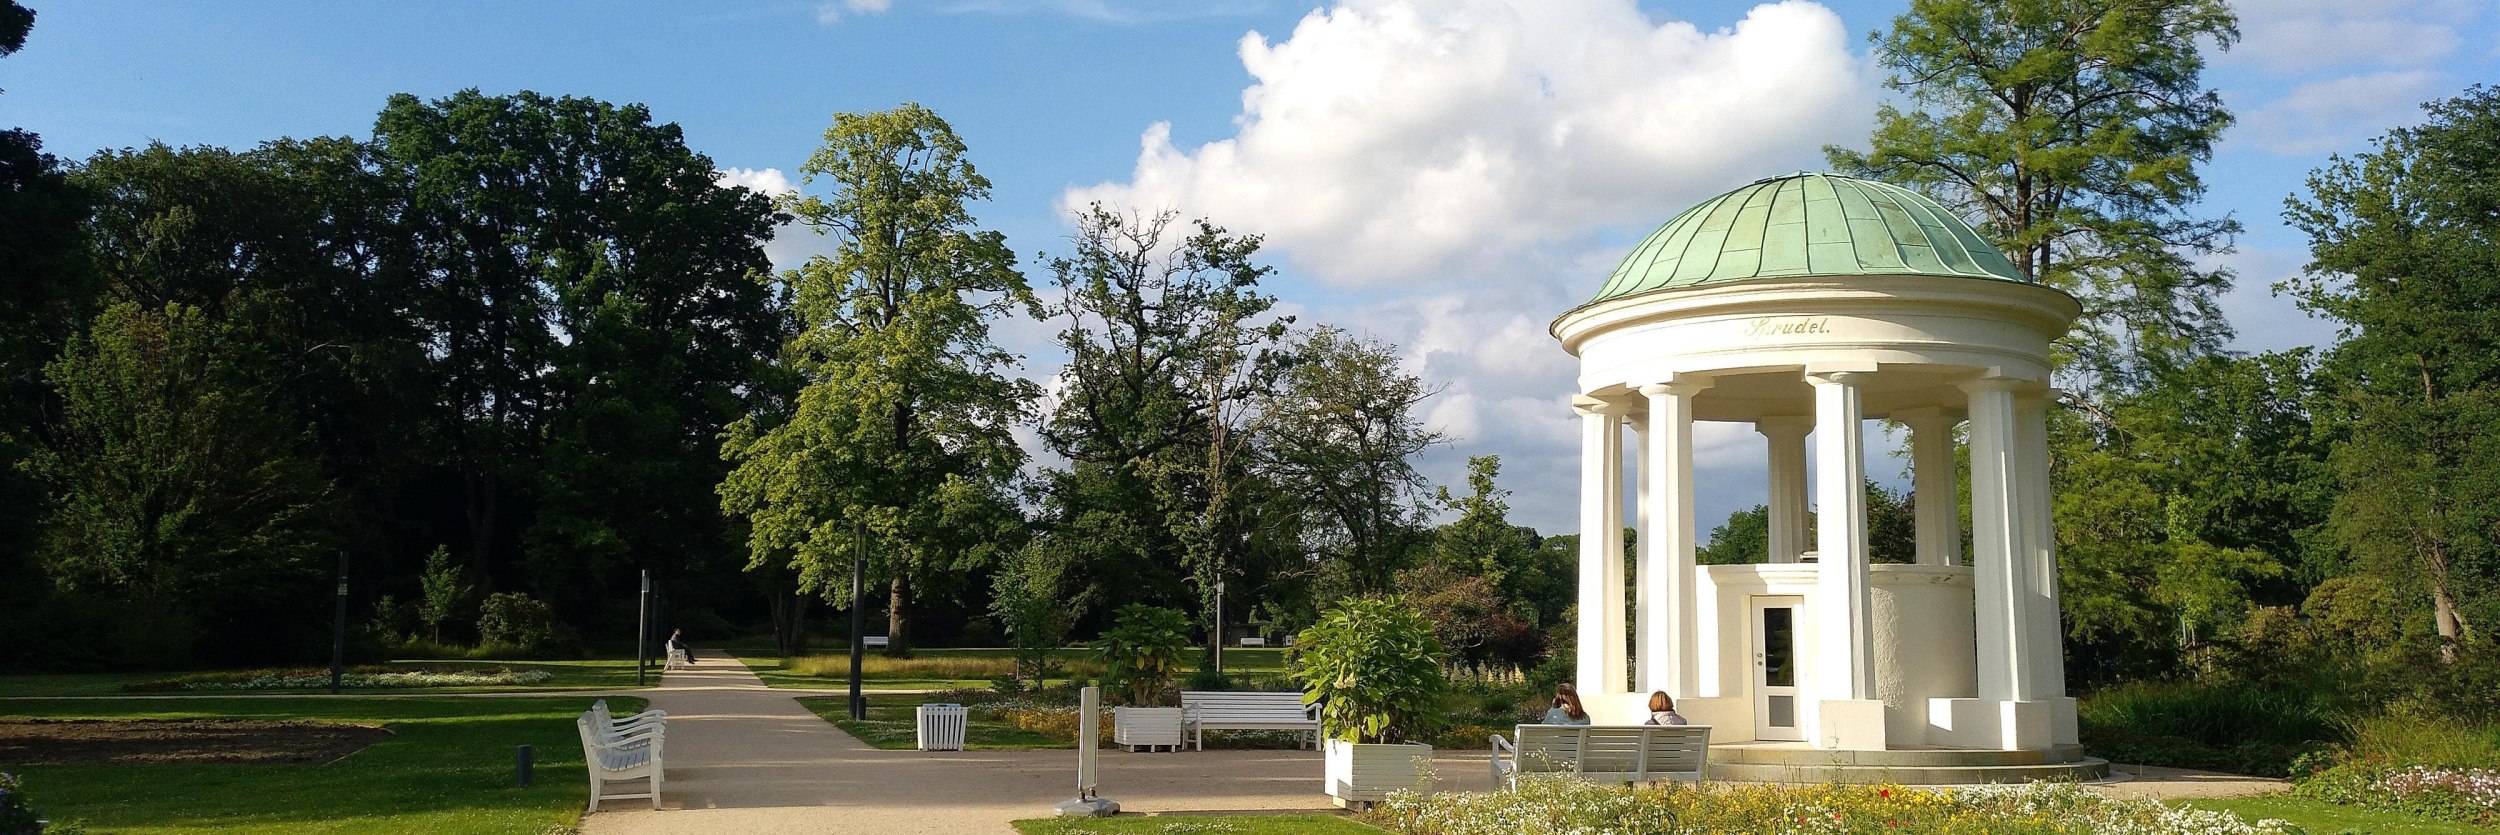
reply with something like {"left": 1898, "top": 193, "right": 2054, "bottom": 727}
{"left": 0, "top": 719, "right": 392, "bottom": 765}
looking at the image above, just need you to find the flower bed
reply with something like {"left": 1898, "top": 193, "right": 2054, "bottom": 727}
{"left": 1371, "top": 777, "right": 2297, "bottom": 835}
{"left": 127, "top": 667, "right": 554, "bottom": 692}
{"left": 2297, "top": 761, "right": 2500, "bottom": 825}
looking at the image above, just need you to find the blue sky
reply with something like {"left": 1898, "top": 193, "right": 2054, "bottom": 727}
{"left": 9, "top": 0, "right": 2495, "bottom": 533}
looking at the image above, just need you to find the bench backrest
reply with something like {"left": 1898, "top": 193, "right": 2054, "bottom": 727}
{"left": 1512, "top": 724, "right": 1710, "bottom": 779}
{"left": 1181, "top": 691, "right": 1317, "bottom": 723}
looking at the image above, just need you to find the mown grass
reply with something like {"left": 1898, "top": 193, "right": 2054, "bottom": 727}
{"left": 2186, "top": 795, "right": 2494, "bottom": 835}
{"left": 1013, "top": 814, "right": 1378, "bottom": 834}
{"left": 0, "top": 695, "right": 640, "bottom": 834}
{"left": 736, "top": 647, "right": 1294, "bottom": 691}
{"left": 0, "top": 658, "right": 647, "bottom": 698}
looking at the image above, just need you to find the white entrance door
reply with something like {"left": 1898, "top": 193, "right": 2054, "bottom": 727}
{"left": 1751, "top": 596, "right": 1804, "bottom": 741}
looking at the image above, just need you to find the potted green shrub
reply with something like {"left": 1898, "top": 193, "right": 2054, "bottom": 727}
{"left": 1292, "top": 596, "right": 1447, "bottom": 808}
{"left": 1098, "top": 604, "right": 1190, "bottom": 751}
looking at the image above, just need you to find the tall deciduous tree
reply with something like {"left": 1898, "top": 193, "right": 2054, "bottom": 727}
{"left": 2288, "top": 85, "right": 2500, "bottom": 658}
{"left": 1038, "top": 206, "right": 1291, "bottom": 639}
{"left": 1828, "top": 0, "right": 2242, "bottom": 384}
{"left": 719, "top": 104, "right": 1034, "bottom": 654}
{"left": 1260, "top": 326, "right": 1444, "bottom": 595}
{"left": 23, "top": 303, "right": 335, "bottom": 662}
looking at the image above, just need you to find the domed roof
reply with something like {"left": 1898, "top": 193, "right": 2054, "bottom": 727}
{"left": 1590, "top": 173, "right": 2027, "bottom": 303}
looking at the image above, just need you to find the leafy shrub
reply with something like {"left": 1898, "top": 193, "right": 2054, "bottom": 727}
{"left": 0, "top": 772, "right": 84, "bottom": 835}
{"left": 785, "top": 653, "right": 1102, "bottom": 682}
{"left": 1096, "top": 604, "right": 1191, "bottom": 706}
{"left": 475, "top": 592, "right": 582, "bottom": 659}
{"left": 124, "top": 665, "right": 553, "bottom": 692}
{"left": 1292, "top": 596, "right": 1447, "bottom": 745}
{"left": 2078, "top": 679, "right": 2338, "bottom": 776}
{"left": 1370, "top": 777, "right": 2298, "bottom": 835}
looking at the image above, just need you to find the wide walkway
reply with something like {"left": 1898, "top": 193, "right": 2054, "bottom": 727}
{"left": 580, "top": 651, "right": 1408, "bottom": 835}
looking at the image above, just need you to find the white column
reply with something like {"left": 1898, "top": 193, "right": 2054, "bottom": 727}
{"left": 1809, "top": 372, "right": 1874, "bottom": 701}
{"left": 1961, "top": 378, "right": 2031, "bottom": 703}
{"left": 2015, "top": 392, "right": 2065, "bottom": 698}
{"left": 1757, "top": 416, "right": 1811, "bottom": 564}
{"left": 1575, "top": 399, "right": 1629, "bottom": 697}
{"left": 1640, "top": 379, "right": 1709, "bottom": 697}
{"left": 1898, "top": 407, "right": 1963, "bottom": 567}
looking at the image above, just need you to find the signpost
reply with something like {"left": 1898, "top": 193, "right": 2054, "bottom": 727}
{"left": 1053, "top": 685, "right": 1118, "bottom": 817}
{"left": 1214, "top": 579, "right": 1226, "bottom": 674}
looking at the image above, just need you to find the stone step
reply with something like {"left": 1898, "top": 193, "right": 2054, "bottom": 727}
{"left": 1707, "top": 757, "right": 2110, "bottom": 786}
{"left": 1712, "top": 743, "right": 2089, "bottom": 768}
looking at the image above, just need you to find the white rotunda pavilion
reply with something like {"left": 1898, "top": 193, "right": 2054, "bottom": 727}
{"left": 1551, "top": 173, "right": 2087, "bottom": 767}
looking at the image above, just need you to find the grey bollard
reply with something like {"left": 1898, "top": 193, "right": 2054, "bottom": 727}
{"left": 517, "top": 744, "right": 534, "bottom": 787}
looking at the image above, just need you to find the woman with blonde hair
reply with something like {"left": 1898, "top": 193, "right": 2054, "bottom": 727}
{"left": 1645, "top": 690, "right": 1688, "bottom": 726}
{"left": 1542, "top": 683, "right": 1591, "bottom": 725}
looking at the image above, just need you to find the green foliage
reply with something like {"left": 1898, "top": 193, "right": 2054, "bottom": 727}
{"left": 1096, "top": 604, "right": 1191, "bottom": 706}
{"left": 2079, "top": 680, "right": 2336, "bottom": 777}
{"left": 1036, "top": 206, "right": 1290, "bottom": 633}
{"left": 473, "top": 592, "right": 580, "bottom": 659}
{"left": 1292, "top": 596, "right": 1447, "bottom": 745}
{"left": 1395, "top": 562, "right": 1542, "bottom": 678}
{"left": 2289, "top": 85, "right": 2500, "bottom": 657}
{"left": 993, "top": 539, "right": 1087, "bottom": 687}
{"left": 1425, "top": 456, "right": 1568, "bottom": 627}
{"left": 1831, "top": 0, "right": 2242, "bottom": 382}
{"left": 1698, "top": 505, "right": 1770, "bottom": 566}
{"left": 1261, "top": 327, "right": 1445, "bottom": 595}
{"left": 718, "top": 103, "right": 1033, "bottom": 654}
{"left": 415, "top": 546, "right": 470, "bottom": 644}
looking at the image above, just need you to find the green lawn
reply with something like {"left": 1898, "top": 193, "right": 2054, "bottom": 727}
{"left": 0, "top": 658, "right": 648, "bottom": 698}
{"left": 2186, "top": 795, "right": 2491, "bottom": 835}
{"left": 796, "top": 693, "right": 1072, "bottom": 750}
{"left": 1013, "top": 814, "right": 1378, "bottom": 834}
{"left": 0, "top": 695, "right": 640, "bottom": 834}
{"left": 730, "top": 646, "right": 1292, "bottom": 692}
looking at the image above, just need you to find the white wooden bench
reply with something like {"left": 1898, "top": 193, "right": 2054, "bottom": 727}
{"left": 862, "top": 636, "right": 889, "bottom": 650}
{"left": 589, "top": 699, "right": 666, "bottom": 739}
{"left": 664, "top": 646, "right": 692, "bottom": 670}
{"left": 578, "top": 712, "right": 665, "bottom": 812}
{"left": 1237, "top": 637, "right": 1267, "bottom": 648}
{"left": 1180, "top": 690, "right": 1319, "bottom": 751}
{"left": 1488, "top": 724, "right": 1712, "bottom": 788}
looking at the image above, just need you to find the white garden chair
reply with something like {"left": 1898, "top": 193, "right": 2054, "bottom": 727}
{"left": 578, "top": 712, "right": 664, "bottom": 812}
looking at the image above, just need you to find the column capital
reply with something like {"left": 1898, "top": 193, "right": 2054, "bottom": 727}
{"left": 1892, "top": 405, "right": 1961, "bottom": 425}
{"left": 1638, "top": 377, "right": 1713, "bottom": 398}
{"left": 1808, "top": 369, "right": 1874, "bottom": 387}
{"left": 1571, "top": 394, "right": 1621, "bottom": 416}
{"left": 1755, "top": 414, "right": 1813, "bottom": 437}
{"left": 1956, "top": 376, "right": 2030, "bottom": 395}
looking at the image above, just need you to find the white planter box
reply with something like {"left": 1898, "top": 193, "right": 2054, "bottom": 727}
{"left": 1114, "top": 706, "right": 1184, "bottom": 752}
{"left": 1323, "top": 738, "right": 1435, "bottom": 809}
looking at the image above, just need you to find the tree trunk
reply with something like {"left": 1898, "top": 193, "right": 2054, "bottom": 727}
{"left": 768, "top": 586, "right": 809, "bottom": 657}
{"left": 886, "top": 574, "right": 911, "bottom": 656}
{"left": 2432, "top": 573, "right": 2464, "bottom": 663}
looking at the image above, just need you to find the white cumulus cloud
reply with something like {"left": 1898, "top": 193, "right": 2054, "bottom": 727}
{"left": 2225, "top": 0, "right": 2479, "bottom": 75}
{"left": 1062, "top": 0, "right": 1873, "bottom": 286}
{"left": 2239, "top": 70, "right": 2441, "bottom": 156}
{"left": 716, "top": 166, "right": 798, "bottom": 197}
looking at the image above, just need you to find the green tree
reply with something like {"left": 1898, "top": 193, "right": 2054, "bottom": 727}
{"left": 1260, "top": 326, "right": 1444, "bottom": 595}
{"left": 417, "top": 545, "right": 470, "bottom": 644}
{"left": 1038, "top": 207, "right": 1292, "bottom": 637}
{"left": 21, "top": 303, "right": 334, "bottom": 662}
{"left": 992, "top": 537, "right": 1088, "bottom": 688}
{"left": 1699, "top": 505, "right": 1770, "bottom": 566}
{"left": 1828, "top": 0, "right": 2242, "bottom": 383}
{"left": 1427, "top": 455, "right": 1565, "bottom": 625}
{"left": 2288, "top": 85, "right": 2500, "bottom": 656}
{"left": 719, "top": 104, "right": 1035, "bottom": 654}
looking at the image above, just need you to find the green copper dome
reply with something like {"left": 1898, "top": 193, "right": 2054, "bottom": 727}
{"left": 1591, "top": 173, "right": 2026, "bottom": 303}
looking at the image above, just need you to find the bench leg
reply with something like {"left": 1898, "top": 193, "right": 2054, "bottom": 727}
{"left": 651, "top": 769, "right": 663, "bottom": 810}
{"left": 587, "top": 774, "right": 602, "bottom": 815}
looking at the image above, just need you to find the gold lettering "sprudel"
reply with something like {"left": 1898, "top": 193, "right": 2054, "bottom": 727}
{"left": 1743, "top": 317, "right": 1832, "bottom": 338}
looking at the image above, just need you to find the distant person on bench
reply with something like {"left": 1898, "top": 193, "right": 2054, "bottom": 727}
{"left": 1645, "top": 690, "right": 1688, "bottom": 726}
{"left": 1542, "top": 683, "right": 1591, "bottom": 725}
{"left": 668, "top": 628, "right": 693, "bottom": 665}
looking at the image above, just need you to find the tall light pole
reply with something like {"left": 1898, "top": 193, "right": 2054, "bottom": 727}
{"left": 848, "top": 521, "right": 867, "bottom": 720}
{"left": 1213, "top": 579, "right": 1225, "bottom": 674}
{"left": 328, "top": 549, "right": 348, "bottom": 695}
{"left": 636, "top": 570, "right": 650, "bottom": 687}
